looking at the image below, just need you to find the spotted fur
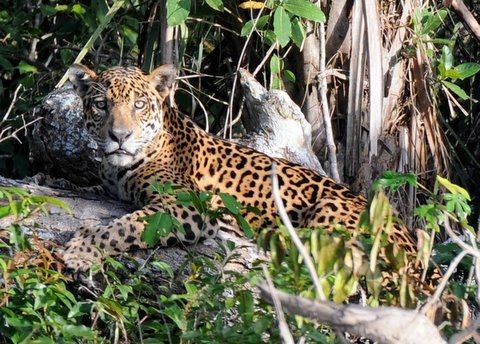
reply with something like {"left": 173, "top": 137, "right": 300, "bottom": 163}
{"left": 63, "top": 64, "right": 418, "bottom": 272}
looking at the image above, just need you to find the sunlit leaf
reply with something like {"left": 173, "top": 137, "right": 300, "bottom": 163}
{"left": 420, "top": 9, "right": 447, "bottom": 35}
{"left": 167, "top": 0, "right": 191, "bottom": 26}
{"left": 442, "top": 81, "right": 469, "bottom": 100}
{"left": 283, "top": 0, "right": 325, "bottom": 22}
{"left": 240, "top": 15, "right": 269, "bottom": 37}
{"left": 163, "top": 304, "right": 186, "bottom": 331}
{"left": 273, "top": 6, "right": 291, "bottom": 47}
{"left": 18, "top": 61, "right": 38, "bottom": 74}
{"left": 454, "top": 63, "right": 480, "bottom": 80}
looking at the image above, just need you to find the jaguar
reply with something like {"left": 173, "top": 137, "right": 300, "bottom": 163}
{"left": 63, "top": 63, "right": 418, "bottom": 275}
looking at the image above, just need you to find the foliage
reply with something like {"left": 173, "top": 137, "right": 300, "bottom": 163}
{"left": 412, "top": 7, "right": 480, "bottom": 102}
{"left": 0, "top": 172, "right": 479, "bottom": 342}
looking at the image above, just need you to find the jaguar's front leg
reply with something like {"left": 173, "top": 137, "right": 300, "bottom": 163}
{"left": 62, "top": 196, "right": 221, "bottom": 271}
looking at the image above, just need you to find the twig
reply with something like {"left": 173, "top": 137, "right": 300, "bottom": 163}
{"left": 444, "top": 0, "right": 480, "bottom": 41}
{"left": 0, "top": 117, "right": 43, "bottom": 144}
{"left": 271, "top": 162, "right": 326, "bottom": 300}
{"left": 2, "top": 84, "right": 23, "bottom": 121}
{"left": 186, "top": 17, "right": 240, "bottom": 36}
{"left": 262, "top": 266, "right": 294, "bottom": 344}
{"left": 253, "top": 44, "right": 276, "bottom": 77}
{"left": 176, "top": 87, "right": 210, "bottom": 132}
{"left": 317, "top": 16, "right": 340, "bottom": 182}
{"left": 443, "top": 216, "right": 480, "bottom": 259}
{"left": 424, "top": 250, "right": 468, "bottom": 310}
{"left": 224, "top": 0, "right": 267, "bottom": 139}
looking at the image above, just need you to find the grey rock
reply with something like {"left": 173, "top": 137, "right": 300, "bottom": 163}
{"left": 29, "top": 83, "right": 101, "bottom": 186}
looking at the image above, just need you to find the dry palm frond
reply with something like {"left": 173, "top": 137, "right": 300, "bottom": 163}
{"left": 345, "top": 0, "right": 366, "bottom": 178}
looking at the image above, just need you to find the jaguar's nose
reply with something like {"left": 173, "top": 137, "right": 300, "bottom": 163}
{"left": 108, "top": 128, "right": 133, "bottom": 145}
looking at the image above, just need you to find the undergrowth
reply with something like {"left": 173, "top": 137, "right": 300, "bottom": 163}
{"left": 0, "top": 172, "right": 476, "bottom": 343}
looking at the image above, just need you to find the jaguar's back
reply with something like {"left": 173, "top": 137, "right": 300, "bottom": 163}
{"left": 62, "top": 64, "right": 418, "bottom": 272}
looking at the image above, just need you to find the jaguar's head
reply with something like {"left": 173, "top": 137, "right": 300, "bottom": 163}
{"left": 68, "top": 64, "right": 176, "bottom": 167}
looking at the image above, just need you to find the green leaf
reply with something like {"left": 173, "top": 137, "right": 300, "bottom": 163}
{"left": 283, "top": 69, "right": 296, "bottom": 82}
{"left": 436, "top": 175, "right": 471, "bottom": 200}
{"left": 444, "top": 69, "right": 461, "bottom": 79}
{"left": 62, "top": 324, "right": 96, "bottom": 339}
{"left": 240, "top": 15, "right": 269, "bottom": 37}
{"left": 371, "top": 171, "right": 417, "bottom": 192}
{"left": 0, "top": 205, "right": 11, "bottom": 218}
{"left": 29, "top": 195, "right": 71, "bottom": 213}
{"left": 273, "top": 6, "right": 291, "bottom": 47}
{"left": 121, "top": 25, "right": 138, "bottom": 45}
{"left": 0, "top": 56, "right": 13, "bottom": 71}
{"left": 18, "top": 61, "right": 38, "bottom": 74}
{"left": 290, "top": 17, "right": 305, "bottom": 48}
{"left": 71, "top": 4, "right": 86, "bottom": 16}
{"left": 271, "top": 76, "right": 282, "bottom": 89}
{"left": 163, "top": 304, "right": 186, "bottom": 331}
{"left": 167, "top": 0, "right": 191, "bottom": 26}
{"left": 151, "top": 261, "right": 174, "bottom": 279}
{"left": 442, "top": 80, "right": 469, "bottom": 100}
{"left": 441, "top": 45, "right": 453, "bottom": 70}
{"left": 142, "top": 212, "right": 174, "bottom": 245}
{"left": 270, "top": 54, "right": 283, "bottom": 75}
{"left": 55, "top": 4, "right": 68, "bottom": 12}
{"left": 237, "top": 290, "right": 254, "bottom": 324}
{"left": 205, "top": 0, "right": 224, "bottom": 11}
{"left": 283, "top": 0, "right": 325, "bottom": 22}
{"left": 264, "top": 30, "right": 277, "bottom": 46}
{"left": 219, "top": 193, "right": 241, "bottom": 215}
{"left": 234, "top": 214, "right": 254, "bottom": 238}
{"left": 40, "top": 4, "right": 58, "bottom": 16}
{"left": 454, "top": 63, "right": 480, "bottom": 80}
{"left": 420, "top": 9, "right": 447, "bottom": 35}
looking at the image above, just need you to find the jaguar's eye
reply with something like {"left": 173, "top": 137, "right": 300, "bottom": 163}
{"left": 94, "top": 99, "right": 107, "bottom": 110}
{"left": 134, "top": 100, "right": 146, "bottom": 110}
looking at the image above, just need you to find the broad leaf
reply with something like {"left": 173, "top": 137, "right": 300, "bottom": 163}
{"left": 167, "top": 0, "right": 191, "bottom": 26}
{"left": 290, "top": 17, "right": 305, "bottom": 48}
{"left": 206, "top": 0, "right": 224, "bottom": 11}
{"left": 420, "top": 9, "right": 447, "bottom": 35}
{"left": 240, "top": 15, "right": 269, "bottom": 37}
{"left": 219, "top": 193, "right": 241, "bottom": 214}
{"left": 454, "top": 63, "right": 480, "bottom": 80}
{"left": 443, "top": 80, "right": 469, "bottom": 100}
{"left": 283, "top": 0, "right": 325, "bottom": 22}
{"left": 437, "top": 175, "right": 471, "bottom": 200}
{"left": 273, "top": 7, "right": 291, "bottom": 47}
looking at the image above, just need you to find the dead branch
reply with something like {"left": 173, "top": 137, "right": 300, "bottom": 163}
{"left": 239, "top": 69, "right": 326, "bottom": 175}
{"left": 258, "top": 283, "right": 446, "bottom": 344}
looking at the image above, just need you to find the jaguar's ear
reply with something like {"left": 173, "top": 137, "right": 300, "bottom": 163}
{"left": 149, "top": 64, "right": 176, "bottom": 98}
{"left": 68, "top": 64, "right": 97, "bottom": 96}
